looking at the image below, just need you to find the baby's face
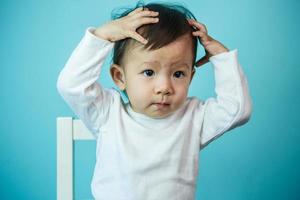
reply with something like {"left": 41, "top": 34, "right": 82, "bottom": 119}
{"left": 122, "top": 34, "right": 195, "bottom": 118}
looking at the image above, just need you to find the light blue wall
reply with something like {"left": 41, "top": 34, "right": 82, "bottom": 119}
{"left": 1, "top": 0, "right": 299, "bottom": 199}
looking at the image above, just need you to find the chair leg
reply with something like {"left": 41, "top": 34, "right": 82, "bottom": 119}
{"left": 57, "top": 117, "right": 73, "bottom": 200}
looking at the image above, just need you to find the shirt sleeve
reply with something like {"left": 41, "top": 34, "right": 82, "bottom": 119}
{"left": 196, "top": 49, "right": 253, "bottom": 150}
{"left": 56, "top": 26, "right": 116, "bottom": 139}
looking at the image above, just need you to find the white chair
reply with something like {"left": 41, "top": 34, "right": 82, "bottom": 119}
{"left": 56, "top": 117, "right": 95, "bottom": 200}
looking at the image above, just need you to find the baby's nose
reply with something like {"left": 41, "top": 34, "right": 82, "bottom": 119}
{"left": 157, "top": 88, "right": 171, "bottom": 95}
{"left": 154, "top": 78, "right": 173, "bottom": 95}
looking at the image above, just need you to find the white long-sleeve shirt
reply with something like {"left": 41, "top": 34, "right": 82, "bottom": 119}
{"left": 57, "top": 27, "right": 252, "bottom": 200}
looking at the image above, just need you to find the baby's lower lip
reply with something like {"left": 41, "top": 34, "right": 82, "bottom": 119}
{"left": 153, "top": 103, "right": 170, "bottom": 109}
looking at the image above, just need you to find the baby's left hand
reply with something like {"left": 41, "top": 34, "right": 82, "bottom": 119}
{"left": 188, "top": 19, "right": 229, "bottom": 67}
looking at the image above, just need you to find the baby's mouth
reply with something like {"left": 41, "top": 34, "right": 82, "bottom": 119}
{"left": 152, "top": 102, "right": 170, "bottom": 109}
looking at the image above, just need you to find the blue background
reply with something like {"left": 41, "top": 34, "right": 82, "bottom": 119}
{"left": 1, "top": 0, "right": 299, "bottom": 199}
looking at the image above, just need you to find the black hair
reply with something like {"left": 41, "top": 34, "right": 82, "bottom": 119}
{"left": 110, "top": 1, "right": 198, "bottom": 69}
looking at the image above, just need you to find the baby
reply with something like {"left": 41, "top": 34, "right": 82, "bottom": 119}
{"left": 57, "top": 2, "right": 252, "bottom": 200}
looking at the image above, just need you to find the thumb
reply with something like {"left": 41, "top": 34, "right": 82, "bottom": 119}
{"left": 127, "top": 31, "right": 148, "bottom": 44}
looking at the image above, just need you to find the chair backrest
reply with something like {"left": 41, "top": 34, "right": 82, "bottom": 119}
{"left": 56, "top": 117, "right": 95, "bottom": 200}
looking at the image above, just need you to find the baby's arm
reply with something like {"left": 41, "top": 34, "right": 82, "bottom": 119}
{"left": 198, "top": 50, "right": 252, "bottom": 150}
{"left": 57, "top": 7, "right": 159, "bottom": 138}
{"left": 188, "top": 19, "right": 252, "bottom": 149}
{"left": 56, "top": 28, "right": 115, "bottom": 138}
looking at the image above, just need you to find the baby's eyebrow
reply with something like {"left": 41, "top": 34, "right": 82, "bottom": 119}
{"left": 141, "top": 60, "right": 189, "bottom": 68}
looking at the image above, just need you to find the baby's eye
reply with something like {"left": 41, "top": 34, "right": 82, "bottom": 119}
{"left": 173, "top": 71, "right": 185, "bottom": 78}
{"left": 142, "top": 69, "right": 154, "bottom": 77}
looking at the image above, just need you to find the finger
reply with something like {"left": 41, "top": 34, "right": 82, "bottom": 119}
{"left": 192, "top": 31, "right": 206, "bottom": 38}
{"left": 191, "top": 31, "right": 208, "bottom": 45}
{"left": 133, "top": 17, "right": 159, "bottom": 27}
{"left": 134, "top": 10, "right": 159, "bottom": 18}
{"left": 188, "top": 19, "right": 207, "bottom": 34}
{"left": 195, "top": 56, "right": 209, "bottom": 67}
{"left": 188, "top": 19, "right": 207, "bottom": 32}
{"left": 193, "top": 32, "right": 209, "bottom": 45}
{"left": 128, "top": 7, "right": 144, "bottom": 16}
{"left": 127, "top": 31, "right": 148, "bottom": 44}
{"left": 190, "top": 22, "right": 207, "bottom": 34}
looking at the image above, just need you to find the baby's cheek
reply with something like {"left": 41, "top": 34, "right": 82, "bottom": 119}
{"left": 175, "top": 86, "right": 189, "bottom": 102}
{"left": 177, "top": 84, "right": 189, "bottom": 95}
{"left": 131, "top": 87, "right": 151, "bottom": 107}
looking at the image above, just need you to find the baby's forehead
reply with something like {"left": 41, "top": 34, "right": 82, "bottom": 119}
{"left": 130, "top": 49, "right": 193, "bottom": 67}
{"left": 125, "top": 58, "right": 192, "bottom": 73}
{"left": 121, "top": 34, "right": 195, "bottom": 70}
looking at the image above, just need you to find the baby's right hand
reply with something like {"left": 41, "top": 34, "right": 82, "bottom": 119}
{"left": 94, "top": 7, "right": 159, "bottom": 44}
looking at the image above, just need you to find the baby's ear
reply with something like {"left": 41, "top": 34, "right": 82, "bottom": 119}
{"left": 110, "top": 64, "right": 126, "bottom": 90}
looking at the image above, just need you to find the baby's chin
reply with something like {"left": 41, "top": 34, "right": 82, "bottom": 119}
{"left": 131, "top": 102, "right": 180, "bottom": 119}
{"left": 145, "top": 109, "right": 176, "bottom": 119}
